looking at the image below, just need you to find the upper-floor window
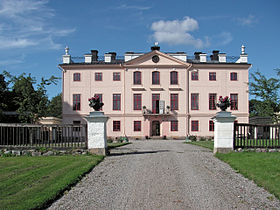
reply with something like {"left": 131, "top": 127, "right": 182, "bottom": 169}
{"left": 95, "top": 72, "right": 102, "bottom": 81}
{"left": 133, "top": 71, "right": 141, "bottom": 85}
{"left": 230, "top": 94, "right": 238, "bottom": 110}
{"left": 230, "top": 72, "right": 237, "bottom": 81}
{"left": 134, "top": 121, "right": 141, "bottom": 131}
{"left": 191, "top": 93, "right": 199, "bottom": 110}
{"left": 191, "top": 71, "right": 198, "bottom": 80}
{"left": 113, "top": 94, "right": 121, "bottom": 110}
{"left": 113, "top": 72, "right": 121, "bottom": 81}
{"left": 73, "top": 94, "right": 81, "bottom": 111}
{"left": 73, "top": 73, "right": 80, "bottom": 81}
{"left": 133, "top": 94, "right": 142, "bottom": 110}
{"left": 152, "top": 71, "right": 160, "bottom": 84}
{"left": 209, "top": 72, "right": 216, "bottom": 81}
{"left": 209, "top": 93, "right": 217, "bottom": 110}
{"left": 170, "top": 94, "right": 178, "bottom": 111}
{"left": 170, "top": 71, "right": 178, "bottom": 84}
{"left": 152, "top": 94, "right": 160, "bottom": 114}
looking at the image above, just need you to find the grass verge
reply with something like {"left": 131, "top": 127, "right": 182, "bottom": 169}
{"left": 186, "top": 141, "right": 214, "bottom": 150}
{"left": 0, "top": 155, "right": 104, "bottom": 210}
{"left": 107, "top": 142, "right": 131, "bottom": 149}
{"left": 216, "top": 152, "right": 280, "bottom": 200}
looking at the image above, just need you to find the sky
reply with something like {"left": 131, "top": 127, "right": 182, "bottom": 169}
{"left": 0, "top": 0, "right": 279, "bottom": 99}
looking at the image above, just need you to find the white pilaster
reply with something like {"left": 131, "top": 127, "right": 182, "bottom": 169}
{"left": 213, "top": 111, "right": 236, "bottom": 153}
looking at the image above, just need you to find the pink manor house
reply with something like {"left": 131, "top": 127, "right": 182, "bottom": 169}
{"left": 60, "top": 44, "right": 251, "bottom": 139}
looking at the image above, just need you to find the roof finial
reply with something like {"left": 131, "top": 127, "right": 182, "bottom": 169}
{"left": 241, "top": 45, "right": 245, "bottom": 54}
{"left": 65, "top": 46, "right": 69, "bottom": 55}
{"left": 155, "top": 42, "right": 159, "bottom": 46}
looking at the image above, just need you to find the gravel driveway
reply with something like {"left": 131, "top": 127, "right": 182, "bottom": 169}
{"left": 49, "top": 140, "right": 280, "bottom": 210}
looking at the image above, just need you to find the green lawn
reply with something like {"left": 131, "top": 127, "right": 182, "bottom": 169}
{"left": 216, "top": 152, "right": 280, "bottom": 199}
{"left": 0, "top": 155, "right": 104, "bottom": 210}
{"left": 187, "top": 141, "right": 214, "bottom": 150}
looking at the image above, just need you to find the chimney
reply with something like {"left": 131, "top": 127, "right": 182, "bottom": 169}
{"left": 105, "top": 52, "right": 116, "bottom": 63}
{"left": 151, "top": 42, "right": 160, "bottom": 51}
{"left": 218, "top": 53, "right": 227, "bottom": 63}
{"left": 199, "top": 53, "right": 207, "bottom": 62}
{"left": 194, "top": 52, "right": 201, "bottom": 60}
{"left": 210, "top": 50, "right": 219, "bottom": 61}
{"left": 91, "top": 50, "right": 98, "bottom": 61}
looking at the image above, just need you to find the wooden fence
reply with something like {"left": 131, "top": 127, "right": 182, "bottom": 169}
{"left": 0, "top": 123, "right": 87, "bottom": 149}
{"left": 234, "top": 123, "right": 280, "bottom": 149}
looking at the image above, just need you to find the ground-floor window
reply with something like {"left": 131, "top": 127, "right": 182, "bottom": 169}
{"left": 113, "top": 121, "right": 120, "bottom": 131}
{"left": 171, "top": 120, "right": 178, "bottom": 131}
{"left": 134, "top": 121, "right": 141, "bottom": 131}
{"left": 209, "top": 120, "right": 214, "bottom": 131}
{"left": 191, "top": 120, "right": 199, "bottom": 131}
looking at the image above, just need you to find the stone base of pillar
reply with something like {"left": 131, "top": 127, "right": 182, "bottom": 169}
{"left": 88, "top": 148, "right": 107, "bottom": 156}
{"left": 214, "top": 147, "right": 232, "bottom": 154}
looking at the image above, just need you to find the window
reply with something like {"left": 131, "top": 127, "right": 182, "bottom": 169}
{"left": 209, "top": 72, "right": 216, "bottom": 81}
{"left": 230, "top": 72, "right": 237, "bottom": 81}
{"left": 191, "top": 120, "right": 199, "bottom": 131}
{"left": 191, "top": 93, "right": 199, "bottom": 110}
{"left": 133, "top": 94, "right": 142, "bottom": 110}
{"left": 170, "top": 71, "right": 178, "bottom": 84}
{"left": 209, "top": 93, "right": 217, "bottom": 110}
{"left": 94, "top": 94, "right": 103, "bottom": 110}
{"left": 133, "top": 71, "right": 141, "bottom": 84}
{"left": 113, "top": 72, "right": 121, "bottom": 81}
{"left": 152, "top": 71, "right": 160, "bottom": 84}
{"left": 170, "top": 94, "right": 178, "bottom": 111}
{"left": 134, "top": 121, "right": 141, "bottom": 131}
{"left": 95, "top": 72, "right": 102, "bottom": 81}
{"left": 152, "top": 94, "right": 160, "bottom": 113}
{"left": 73, "top": 73, "right": 80, "bottom": 81}
{"left": 73, "top": 94, "right": 81, "bottom": 111}
{"left": 191, "top": 71, "right": 198, "bottom": 80}
{"left": 171, "top": 120, "right": 178, "bottom": 131}
{"left": 113, "top": 94, "right": 121, "bottom": 110}
{"left": 113, "top": 121, "right": 120, "bottom": 131}
{"left": 230, "top": 94, "right": 238, "bottom": 110}
{"left": 209, "top": 120, "right": 214, "bottom": 131}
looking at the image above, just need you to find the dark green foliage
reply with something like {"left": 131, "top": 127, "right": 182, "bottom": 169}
{"left": 188, "top": 135, "right": 197, "bottom": 141}
{"left": 47, "top": 94, "right": 62, "bottom": 118}
{"left": 0, "top": 71, "right": 60, "bottom": 123}
{"left": 250, "top": 71, "right": 280, "bottom": 122}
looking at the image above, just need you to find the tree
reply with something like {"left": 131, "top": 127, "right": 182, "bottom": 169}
{"left": 2, "top": 71, "right": 59, "bottom": 123}
{"left": 47, "top": 93, "right": 62, "bottom": 118}
{"left": 250, "top": 71, "right": 280, "bottom": 121}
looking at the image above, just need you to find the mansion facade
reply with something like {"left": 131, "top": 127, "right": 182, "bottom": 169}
{"left": 60, "top": 45, "right": 250, "bottom": 139}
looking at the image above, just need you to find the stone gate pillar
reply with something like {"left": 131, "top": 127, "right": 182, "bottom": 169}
{"left": 213, "top": 111, "right": 236, "bottom": 154}
{"left": 85, "top": 111, "right": 109, "bottom": 155}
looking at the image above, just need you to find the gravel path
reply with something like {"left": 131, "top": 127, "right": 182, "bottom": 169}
{"left": 49, "top": 140, "right": 280, "bottom": 210}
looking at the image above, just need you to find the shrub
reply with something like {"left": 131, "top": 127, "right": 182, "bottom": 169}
{"left": 189, "top": 135, "right": 197, "bottom": 141}
{"left": 199, "top": 137, "right": 207, "bottom": 141}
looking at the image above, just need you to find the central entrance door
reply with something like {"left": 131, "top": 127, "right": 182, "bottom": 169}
{"left": 151, "top": 121, "right": 160, "bottom": 136}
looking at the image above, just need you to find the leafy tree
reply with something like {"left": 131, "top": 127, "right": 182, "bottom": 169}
{"left": 2, "top": 71, "right": 59, "bottom": 123}
{"left": 250, "top": 71, "right": 280, "bottom": 121}
{"left": 47, "top": 93, "right": 62, "bottom": 118}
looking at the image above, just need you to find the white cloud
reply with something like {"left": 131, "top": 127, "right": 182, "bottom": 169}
{"left": 237, "top": 15, "right": 257, "bottom": 26}
{"left": 150, "top": 16, "right": 206, "bottom": 48}
{"left": 0, "top": 0, "right": 75, "bottom": 50}
{"left": 218, "top": 32, "right": 233, "bottom": 45}
{"left": 116, "top": 4, "right": 151, "bottom": 11}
